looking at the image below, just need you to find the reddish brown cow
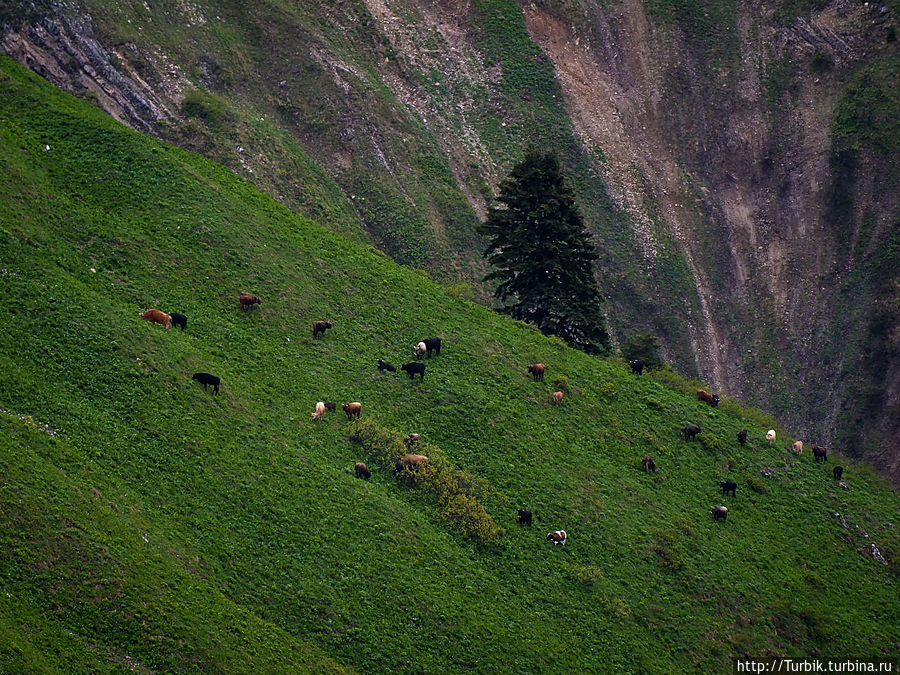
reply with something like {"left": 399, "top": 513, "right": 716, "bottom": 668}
{"left": 696, "top": 389, "right": 719, "bottom": 407}
{"left": 394, "top": 453, "right": 428, "bottom": 474}
{"left": 546, "top": 530, "right": 567, "bottom": 545}
{"left": 239, "top": 294, "right": 261, "bottom": 310}
{"left": 342, "top": 402, "right": 362, "bottom": 420}
{"left": 528, "top": 363, "right": 545, "bottom": 381}
{"left": 355, "top": 462, "right": 370, "bottom": 480}
{"left": 140, "top": 309, "right": 172, "bottom": 331}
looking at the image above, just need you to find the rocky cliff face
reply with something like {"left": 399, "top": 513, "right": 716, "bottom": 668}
{"left": 2, "top": 0, "right": 897, "bottom": 481}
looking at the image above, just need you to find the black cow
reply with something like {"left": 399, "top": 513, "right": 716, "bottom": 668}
{"left": 517, "top": 509, "right": 533, "bottom": 526}
{"left": 813, "top": 446, "right": 827, "bottom": 463}
{"left": 192, "top": 372, "right": 220, "bottom": 395}
{"left": 720, "top": 480, "right": 737, "bottom": 498}
{"left": 737, "top": 429, "right": 748, "bottom": 446}
{"left": 377, "top": 359, "right": 396, "bottom": 372}
{"left": 169, "top": 312, "right": 187, "bottom": 331}
{"left": 423, "top": 337, "right": 442, "bottom": 357}
{"left": 401, "top": 362, "right": 426, "bottom": 380}
{"left": 833, "top": 465, "right": 843, "bottom": 481}
{"left": 684, "top": 424, "right": 701, "bottom": 442}
{"left": 312, "top": 320, "right": 333, "bottom": 338}
{"left": 629, "top": 359, "right": 644, "bottom": 375}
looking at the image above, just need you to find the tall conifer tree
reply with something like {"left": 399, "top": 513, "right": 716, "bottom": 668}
{"left": 477, "top": 150, "right": 610, "bottom": 354}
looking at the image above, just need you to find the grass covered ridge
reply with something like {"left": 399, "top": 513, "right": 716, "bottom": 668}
{"left": 1, "top": 55, "right": 898, "bottom": 672}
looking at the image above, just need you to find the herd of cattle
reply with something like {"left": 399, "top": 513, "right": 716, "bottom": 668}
{"left": 140, "top": 297, "right": 844, "bottom": 544}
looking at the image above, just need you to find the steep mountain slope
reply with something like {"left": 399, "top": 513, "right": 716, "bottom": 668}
{"left": 1, "top": 54, "right": 899, "bottom": 672}
{"left": 4, "top": 0, "right": 896, "bottom": 483}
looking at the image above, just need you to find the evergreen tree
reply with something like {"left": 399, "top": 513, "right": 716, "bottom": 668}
{"left": 477, "top": 150, "right": 610, "bottom": 354}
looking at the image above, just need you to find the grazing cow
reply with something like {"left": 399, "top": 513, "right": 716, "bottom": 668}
{"left": 413, "top": 341, "right": 427, "bottom": 359}
{"left": 311, "top": 401, "right": 326, "bottom": 421}
{"left": 642, "top": 455, "right": 656, "bottom": 473}
{"left": 394, "top": 453, "right": 429, "bottom": 474}
{"left": 325, "top": 402, "right": 337, "bottom": 413}
{"left": 312, "top": 320, "right": 332, "bottom": 338}
{"left": 833, "top": 465, "right": 843, "bottom": 481}
{"left": 813, "top": 446, "right": 827, "bottom": 463}
{"left": 169, "top": 312, "right": 187, "bottom": 331}
{"left": 546, "top": 530, "right": 567, "bottom": 545}
{"left": 629, "top": 359, "right": 644, "bottom": 375}
{"left": 140, "top": 309, "right": 172, "bottom": 331}
{"left": 517, "top": 509, "right": 533, "bottom": 526}
{"left": 710, "top": 505, "right": 728, "bottom": 521}
{"left": 793, "top": 441, "right": 804, "bottom": 455}
{"left": 355, "top": 462, "right": 371, "bottom": 480}
{"left": 423, "top": 337, "right": 442, "bottom": 357}
{"left": 527, "top": 363, "right": 545, "bottom": 381}
{"left": 405, "top": 433, "right": 421, "bottom": 448}
{"left": 192, "top": 372, "right": 220, "bottom": 395}
{"left": 238, "top": 294, "right": 261, "bottom": 310}
{"left": 696, "top": 389, "right": 719, "bottom": 407}
{"left": 342, "top": 402, "right": 362, "bottom": 420}
{"left": 766, "top": 430, "right": 776, "bottom": 445}
{"left": 737, "top": 429, "right": 748, "bottom": 446}
{"left": 377, "top": 359, "right": 396, "bottom": 372}
{"left": 401, "top": 362, "right": 426, "bottom": 380}
{"left": 684, "top": 424, "right": 701, "bottom": 442}
{"left": 552, "top": 391, "right": 564, "bottom": 406}
{"left": 720, "top": 480, "right": 737, "bottom": 498}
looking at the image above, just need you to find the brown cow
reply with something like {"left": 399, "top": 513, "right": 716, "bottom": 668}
{"left": 239, "top": 294, "right": 261, "bottom": 310}
{"left": 140, "top": 309, "right": 172, "bottom": 331}
{"left": 813, "top": 446, "right": 827, "bottom": 463}
{"left": 394, "top": 453, "right": 428, "bottom": 474}
{"left": 552, "top": 391, "right": 564, "bottom": 405}
{"left": 546, "top": 530, "right": 567, "bottom": 545}
{"left": 324, "top": 402, "right": 337, "bottom": 413}
{"left": 311, "top": 401, "right": 326, "bottom": 421}
{"left": 528, "top": 363, "right": 545, "bottom": 381}
{"left": 342, "top": 402, "right": 362, "bottom": 420}
{"left": 696, "top": 389, "right": 719, "bottom": 407}
{"left": 793, "top": 441, "right": 803, "bottom": 455}
{"left": 642, "top": 455, "right": 656, "bottom": 473}
{"left": 710, "top": 505, "right": 728, "bottom": 521}
{"left": 354, "top": 462, "right": 370, "bottom": 480}
{"left": 313, "top": 320, "right": 332, "bottom": 338}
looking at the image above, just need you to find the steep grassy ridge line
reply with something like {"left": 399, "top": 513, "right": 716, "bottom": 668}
{"left": 1, "top": 56, "right": 899, "bottom": 672}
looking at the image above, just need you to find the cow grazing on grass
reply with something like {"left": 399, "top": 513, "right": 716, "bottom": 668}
{"left": 527, "top": 363, "right": 545, "bottom": 381}
{"left": 547, "top": 530, "right": 567, "bottom": 545}
{"left": 552, "top": 391, "right": 564, "bottom": 406}
{"left": 517, "top": 509, "right": 533, "bottom": 526}
{"left": 325, "top": 402, "right": 337, "bottom": 413}
{"left": 737, "top": 429, "right": 748, "bottom": 446}
{"left": 423, "top": 337, "right": 442, "bottom": 357}
{"left": 342, "top": 402, "right": 362, "bottom": 420}
{"left": 312, "top": 321, "right": 333, "bottom": 338}
{"left": 720, "top": 480, "right": 737, "bottom": 498}
{"left": 710, "top": 505, "right": 728, "bottom": 521}
{"left": 696, "top": 389, "right": 719, "bottom": 407}
{"left": 192, "top": 372, "right": 220, "bottom": 395}
{"left": 401, "top": 362, "right": 426, "bottom": 380}
{"left": 355, "top": 462, "right": 370, "bottom": 480}
{"left": 793, "top": 441, "right": 804, "bottom": 455}
{"left": 813, "top": 446, "right": 827, "bottom": 463}
{"left": 405, "top": 433, "right": 421, "bottom": 448}
{"left": 238, "top": 294, "right": 261, "bottom": 310}
{"left": 377, "top": 359, "right": 396, "bottom": 372}
{"left": 766, "top": 430, "right": 776, "bottom": 445}
{"left": 413, "top": 342, "right": 427, "bottom": 359}
{"left": 833, "top": 465, "right": 843, "bottom": 481}
{"left": 140, "top": 309, "right": 171, "bottom": 331}
{"left": 394, "top": 454, "right": 429, "bottom": 474}
{"left": 169, "top": 312, "right": 187, "bottom": 331}
{"left": 629, "top": 359, "right": 644, "bottom": 375}
{"left": 311, "top": 401, "right": 326, "bottom": 421}
{"left": 642, "top": 455, "right": 656, "bottom": 473}
{"left": 684, "top": 424, "right": 701, "bottom": 442}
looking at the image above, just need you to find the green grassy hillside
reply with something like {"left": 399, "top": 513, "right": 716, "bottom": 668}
{"left": 1, "top": 56, "right": 898, "bottom": 673}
